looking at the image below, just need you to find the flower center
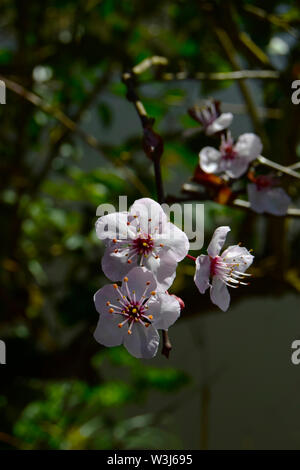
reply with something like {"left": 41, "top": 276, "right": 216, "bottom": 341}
{"left": 113, "top": 228, "right": 162, "bottom": 265}
{"left": 106, "top": 279, "right": 155, "bottom": 335}
{"left": 221, "top": 144, "right": 236, "bottom": 160}
{"left": 132, "top": 235, "right": 154, "bottom": 255}
{"left": 219, "top": 131, "right": 237, "bottom": 161}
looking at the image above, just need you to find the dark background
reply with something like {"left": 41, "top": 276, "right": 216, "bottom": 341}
{"left": 0, "top": 0, "right": 300, "bottom": 449}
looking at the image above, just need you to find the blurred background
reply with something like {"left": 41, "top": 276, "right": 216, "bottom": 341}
{"left": 1, "top": 0, "right": 300, "bottom": 450}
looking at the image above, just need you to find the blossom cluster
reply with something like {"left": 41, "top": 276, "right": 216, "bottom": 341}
{"left": 94, "top": 198, "right": 254, "bottom": 358}
{"left": 190, "top": 100, "right": 291, "bottom": 216}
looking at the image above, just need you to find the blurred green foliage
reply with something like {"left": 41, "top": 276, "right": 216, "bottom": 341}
{"left": 13, "top": 348, "right": 188, "bottom": 449}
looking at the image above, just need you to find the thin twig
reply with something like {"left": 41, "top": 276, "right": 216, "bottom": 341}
{"left": 153, "top": 158, "right": 164, "bottom": 204}
{"left": 132, "top": 55, "right": 169, "bottom": 75}
{"left": 180, "top": 183, "right": 300, "bottom": 218}
{"left": 214, "top": 27, "right": 269, "bottom": 147}
{"left": 244, "top": 4, "right": 298, "bottom": 38}
{"left": 157, "top": 69, "right": 279, "bottom": 82}
{"left": 257, "top": 156, "right": 300, "bottom": 180}
{"left": 288, "top": 162, "right": 300, "bottom": 171}
{"left": 1, "top": 74, "right": 150, "bottom": 197}
{"left": 126, "top": 54, "right": 279, "bottom": 82}
{"left": 0, "top": 74, "right": 107, "bottom": 152}
{"left": 32, "top": 66, "right": 112, "bottom": 190}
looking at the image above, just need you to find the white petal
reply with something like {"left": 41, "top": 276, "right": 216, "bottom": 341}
{"left": 221, "top": 245, "right": 254, "bottom": 272}
{"left": 199, "top": 147, "right": 222, "bottom": 174}
{"left": 143, "top": 250, "right": 177, "bottom": 290}
{"left": 150, "top": 293, "right": 180, "bottom": 330}
{"left": 124, "top": 266, "right": 156, "bottom": 299}
{"left": 101, "top": 245, "right": 138, "bottom": 281}
{"left": 220, "top": 157, "right": 250, "bottom": 179}
{"left": 124, "top": 324, "right": 159, "bottom": 359}
{"left": 155, "top": 222, "right": 189, "bottom": 262}
{"left": 247, "top": 183, "right": 266, "bottom": 214}
{"left": 94, "top": 312, "right": 123, "bottom": 347}
{"left": 194, "top": 255, "right": 211, "bottom": 294}
{"left": 207, "top": 226, "right": 231, "bottom": 257}
{"left": 95, "top": 212, "right": 134, "bottom": 242}
{"left": 261, "top": 187, "right": 291, "bottom": 216}
{"left": 210, "top": 278, "right": 230, "bottom": 312}
{"left": 129, "top": 198, "right": 168, "bottom": 235}
{"left": 234, "top": 133, "right": 262, "bottom": 162}
{"left": 206, "top": 113, "right": 233, "bottom": 135}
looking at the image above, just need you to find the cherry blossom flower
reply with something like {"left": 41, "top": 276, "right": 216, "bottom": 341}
{"left": 194, "top": 226, "right": 254, "bottom": 312}
{"left": 93, "top": 267, "right": 181, "bottom": 358}
{"left": 96, "top": 198, "right": 189, "bottom": 290}
{"left": 189, "top": 100, "right": 233, "bottom": 136}
{"left": 247, "top": 174, "right": 291, "bottom": 216}
{"left": 199, "top": 131, "right": 262, "bottom": 178}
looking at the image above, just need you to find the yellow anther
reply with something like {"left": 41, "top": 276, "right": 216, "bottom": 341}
{"left": 132, "top": 308, "right": 137, "bottom": 313}
{"left": 124, "top": 276, "right": 128, "bottom": 282}
{"left": 143, "top": 242, "right": 148, "bottom": 247}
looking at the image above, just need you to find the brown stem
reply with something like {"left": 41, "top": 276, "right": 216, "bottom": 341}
{"left": 180, "top": 183, "right": 300, "bottom": 218}
{"left": 122, "top": 66, "right": 173, "bottom": 358}
{"left": 153, "top": 158, "right": 164, "bottom": 204}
